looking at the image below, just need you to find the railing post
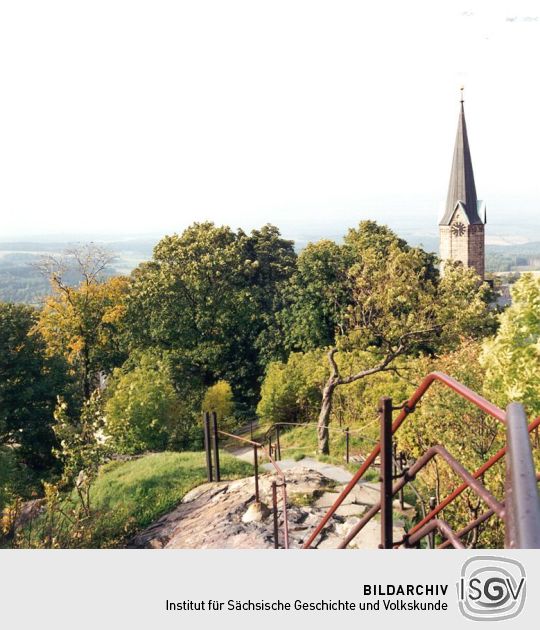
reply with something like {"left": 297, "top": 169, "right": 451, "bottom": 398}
{"left": 428, "top": 497, "right": 437, "bottom": 549}
{"left": 276, "top": 425, "right": 281, "bottom": 461}
{"left": 398, "top": 451, "right": 405, "bottom": 510}
{"left": 281, "top": 481, "right": 289, "bottom": 550}
{"left": 212, "top": 411, "right": 221, "bottom": 482}
{"left": 203, "top": 412, "right": 213, "bottom": 482}
{"left": 505, "top": 402, "right": 540, "bottom": 548}
{"left": 379, "top": 397, "right": 393, "bottom": 549}
{"left": 272, "top": 481, "right": 279, "bottom": 549}
{"left": 253, "top": 445, "right": 260, "bottom": 502}
{"left": 345, "top": 427, "right": 350, "bottom": 464}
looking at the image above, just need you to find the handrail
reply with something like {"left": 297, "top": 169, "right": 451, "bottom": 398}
{"left": 406, "top": 519, "right": 465, "bottom": 549}
{"left": 302, "top": 371, "right": 507, "bottom": 549}
{"left": 217, "top": 428, "right": 290, "bottom": 548}
{"left": 505, "top": 403, "right": 540, "bottom": 548}
{"left": 337, "top": 443, "right": 505, "bottom": 548}
{"left": 407, "top": 415, "right": 540, "bottom": 538}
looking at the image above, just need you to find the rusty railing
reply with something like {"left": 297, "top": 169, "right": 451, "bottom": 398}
{"left": 202, "top": 411, "right": 290, "bottom": 549}
{"left": 301, "top": 371, "right": 540, "bottom": 550}
{"left": 263, "top": 421, "right": 377, "bottom": 464}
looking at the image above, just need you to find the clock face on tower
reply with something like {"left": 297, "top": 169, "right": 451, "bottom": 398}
{"left": 451, "top": 221, "right": 466, "bottom": 237}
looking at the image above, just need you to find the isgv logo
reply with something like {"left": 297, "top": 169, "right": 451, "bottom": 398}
{"left": 457, "top": 556, "right": 526, "bottom": 621}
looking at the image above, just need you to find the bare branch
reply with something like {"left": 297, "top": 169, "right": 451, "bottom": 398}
{"left": 327, "top": 347, "right": 340, "bottom": 380}
{"left": 34, "top": 244, "right": 116, "bottom": 294}
{"left": 338, "top": 348, "right": 400, "bottom": 385}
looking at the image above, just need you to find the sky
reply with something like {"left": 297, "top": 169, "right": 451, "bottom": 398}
{"left": 0, "top": 1, "right": 539, "bottom": 241}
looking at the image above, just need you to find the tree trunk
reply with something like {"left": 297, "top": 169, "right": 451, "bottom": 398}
{"left": 317, "top": 377, "right": 337, "bottom": 455}
{"left": 315, "top": 345, "right": 400, "bottom": 456}
{"left": 82, "top": 345, "right": 91, "bottom": 401}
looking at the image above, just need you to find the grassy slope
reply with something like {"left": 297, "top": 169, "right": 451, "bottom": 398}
{"left": 89, "top": 451, "right": 252, "bottom": 546}
{"left": 24, "top": 451, "right": 252, "bottom": 549}
{"left": 255, "top": 422, "right": 380, "bottom": 480}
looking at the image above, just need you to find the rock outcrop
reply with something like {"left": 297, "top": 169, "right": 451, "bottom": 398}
{"left": 128, "top": 466, "right": 408, "bottom": 549}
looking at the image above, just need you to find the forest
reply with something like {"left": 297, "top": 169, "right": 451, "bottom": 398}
{"left": 1, "top": 220, "right": 539, "bottom": 548}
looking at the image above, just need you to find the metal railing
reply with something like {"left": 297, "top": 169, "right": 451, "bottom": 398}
{"left": 505, "top": 403, "right": 540, "bottom": 548}
{"left": 201, "top": 372, "right": 540, "bottom": 550}
{"left": 263, "top": 421, "right": 377, "bottom": 465}
{"left": 202, "top": 411, "right": 290, "bottom": 549}
{"left": 301, "top": 371, "right": 540, "bottom": 550}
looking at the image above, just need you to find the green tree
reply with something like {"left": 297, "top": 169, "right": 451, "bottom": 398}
{"left": 481, "top": 273, "right": 540, "bottom": 416}
{"left": 313, "top": 223, "right": 492, "bottom": 453}
{"left": 53, "top": 392, "right": 108, "bottom": 513}
{"left": 257, "top": 351, "right": 327, "bottom": 425}
{"left": 104, "top": 353, "right": 185, "bottom": 454}
{"left": 202, "top": 381, "right": 235, "bottom": 420}
{"left": 0, "top": 302, "right": 69, "bottom": 470}
{"left": 127, "top": 222, "right": 296, "bottom": 407}
{"left": 279, "top": 240, "right": 352, "bottom": 351}
{"left": 246, "top": 224, "right": 297, "bottom": 364}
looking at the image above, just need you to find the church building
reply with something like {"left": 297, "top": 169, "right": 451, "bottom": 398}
{"left": 439, "top": 92, "right": 486, "bottom": 279}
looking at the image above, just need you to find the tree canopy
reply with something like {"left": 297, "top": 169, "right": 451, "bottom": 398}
{"left": 0, "top": 303, "right": 69, "bottom": 469}
{"left": 126, "top": 222, "right": 296, "bottom": 405}
{"left": 481, "top": 273, "right": 540, "bottom": 416}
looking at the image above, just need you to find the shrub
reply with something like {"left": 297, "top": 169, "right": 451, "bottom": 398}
{"left": 257, "top": 351, "right": 326, "bottom": 424}
{"left": 202, "top": 380, "right": 236, "bottom": 430}
{"left": 105, "top": 354, "right": 183, "bottom": 454}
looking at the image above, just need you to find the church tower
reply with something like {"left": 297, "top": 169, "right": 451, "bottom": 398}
{"left": 439, "top": 91, "right": 486, "bottom": 279}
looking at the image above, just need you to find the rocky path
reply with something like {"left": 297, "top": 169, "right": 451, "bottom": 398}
{"left": 129, "top": 454, "right": 413, "bottom": 549}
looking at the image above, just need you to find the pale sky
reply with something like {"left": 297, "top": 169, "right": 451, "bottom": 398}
{"left": 0, "top": 1, "right": 539, "bottom": 240}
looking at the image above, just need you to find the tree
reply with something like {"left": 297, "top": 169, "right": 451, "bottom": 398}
{"left": 245, "top": 224, "right": 297, "bottom": 364}
{"left": 53, "top": 392, "right": 108, "bottom": 513}
{"left": 127, "top": 222, "right": 296, "bottom": 407}
{"left": 202, "top": 381, "right": 234, "bottom": 420}
{"left": 0, "top": 302, "right": 69, "bottom": 470}
{"left": 481, "top": 273, "right": 540, "bottom": 417}
{"left": 257, "top": 351, "right": 327, "bottom": 425}
{"left": 314, "top": 222, "right": 493, "bottom": 453}
{"left": 35, "top": 245, "right": 129, "bottom": 400}
{"left": 104, "top": 353, "right": 183, "bottom": 454}
{"left": 279, "top": 240, "right": 352, "bottom": 352}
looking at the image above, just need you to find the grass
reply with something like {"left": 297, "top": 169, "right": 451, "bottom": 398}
{"left": 22, "top": 451, "right": 253, "bottom": 549}
{"left": 260, "top": 422, "right": 380, "bottom": 481}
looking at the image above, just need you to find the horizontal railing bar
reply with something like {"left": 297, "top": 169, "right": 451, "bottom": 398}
{"left": 338, "top": 444, "right": 503, "bottom": 548}
{"left": 405, "top": 519, "right": 465, "bottom": 549}
{"left": 408, "top": 415, "right": 540, "bottom": 537}
{"left": 217, "top": 429, "right": 261, "bottom": 448}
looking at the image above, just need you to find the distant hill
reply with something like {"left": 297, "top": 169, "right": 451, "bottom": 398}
{"left": 1, "top": 233, "right": 539, "bottom": 304}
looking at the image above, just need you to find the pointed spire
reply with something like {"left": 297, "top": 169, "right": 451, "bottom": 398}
{"left": 439, "top": 90, "right": 483, "bottom": 225}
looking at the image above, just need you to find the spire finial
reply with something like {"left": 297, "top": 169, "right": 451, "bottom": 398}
{"left": 460, "top": 86, "right": 465, "bottom": 103}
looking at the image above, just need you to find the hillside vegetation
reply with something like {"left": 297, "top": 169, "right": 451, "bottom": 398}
{"left": 10, "top": 451, "right": 252, "bottom": 549}
{"left": 2, "top": 219, "right": 539, "bottom": 549}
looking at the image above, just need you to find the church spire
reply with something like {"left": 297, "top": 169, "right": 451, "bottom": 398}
{"left": 439, "top": 90, "right": 483, "bottom": 225}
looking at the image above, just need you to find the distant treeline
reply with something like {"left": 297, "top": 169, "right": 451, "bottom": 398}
{"left": 1, "top": 237, "right": 540, "bottom": 304}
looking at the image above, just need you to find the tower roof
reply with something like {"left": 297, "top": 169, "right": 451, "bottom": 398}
{"left": 439, "top": 95, "right": 484, "bottom": 225}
